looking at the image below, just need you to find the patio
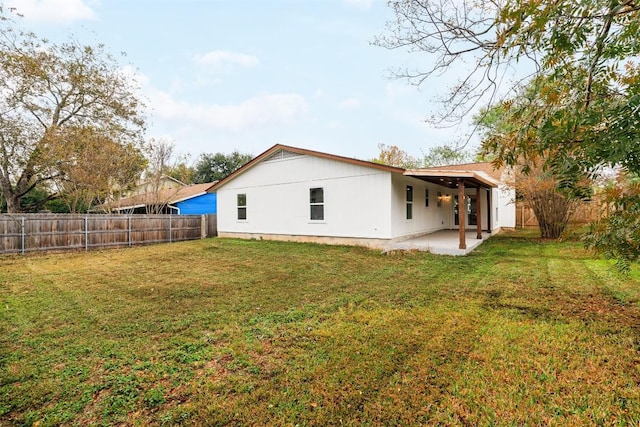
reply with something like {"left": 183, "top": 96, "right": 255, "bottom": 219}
{"left": 387, "top": 230, "right": 493, "bottom": 256}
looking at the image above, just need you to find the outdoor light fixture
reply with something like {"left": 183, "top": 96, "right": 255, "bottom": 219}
{"left": 437, "top": 193, "right": 451, "bottom": 206}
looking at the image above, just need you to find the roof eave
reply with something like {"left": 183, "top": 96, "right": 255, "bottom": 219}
{"left": 209, "top": 144, "right": 406, "bottom": 192}
{"left": 170, "top": 191, "right": 207, "bottom": 204}
{"left": 404, "top": 170, "right": 500, "bottom": 188}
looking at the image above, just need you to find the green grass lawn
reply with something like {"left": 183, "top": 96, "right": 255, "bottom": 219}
{"left": 1, "top": 230, "right": 639, "bottom": 426}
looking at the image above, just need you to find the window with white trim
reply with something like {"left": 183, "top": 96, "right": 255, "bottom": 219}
{"left": 237, "top": 193, "right": 247, "bottom": 220}
{"left": 310, "top": 187, "right": 324, "bottom": 220}
{"left": 406, "top": 185, "right": 413, "bottom": 220}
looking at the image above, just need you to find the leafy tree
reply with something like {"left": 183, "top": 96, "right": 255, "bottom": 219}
{"left": 477, "top": 100, "right": 592, "bottom": 239}
{"left": 1, "top": 185, "right": 69, "bottom": 213}
{"left": 422, "top": 144, "right": 473, "bottom": 167}
{"left": 51, "top": 127, "right": 146, "bottom": 213}
{"left": 585, "top": 173, "right": 640, "bottom": 273}
{"left": 193, "top": 151, "right": 253, "bottom": 183}
{"left": 167, "top": 162, "right": 195, "bottom": 185}
{"left": 378, "top": 0, "right": 640, "bottom": 265}
{"left": 372, "top": 143, "right": 420, "bottom": 169}
{"left": 0, "top": 7, "right": 146, "bottom": 213}
{"left": 377, "top": 0, "right": 640, "bottom": 130}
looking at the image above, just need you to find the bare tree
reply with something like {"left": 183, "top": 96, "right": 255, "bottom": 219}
{"left": 374, "top": 0, "right": 518, "bottom": 125}
{"left": 143, "top": 138, "right": 181, "bottom": 214}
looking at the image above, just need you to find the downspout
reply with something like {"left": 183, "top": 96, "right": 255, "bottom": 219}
{"left": 168, "top": 205, "right": 180, "bottom": 215}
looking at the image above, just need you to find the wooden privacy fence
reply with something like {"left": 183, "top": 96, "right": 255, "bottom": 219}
{"left": 0, "top": 214, "right": 217, "bottom": 255}
{"left": 516, "top": 201, "right": 602, "bottom": 228}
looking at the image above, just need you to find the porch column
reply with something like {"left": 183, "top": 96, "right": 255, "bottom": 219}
{"left": 476, "top": 186, "right": 482, "bottom": 239}
{"left": 458, "top": 179, "right": 466, "bottom": 250}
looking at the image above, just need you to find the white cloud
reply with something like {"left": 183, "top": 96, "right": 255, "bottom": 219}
{"left": 6, "top": 0, "right": 97, "bottom": 23}
{"left": 343, "top": 0, "right": 373, "bottom": 10}
{"left": 124, "top": 67, "right": 308, "bottom": 134}
{"left": 338, "top": 97, "right": 360, "bottom": 109}
{"left": 149, "top": 90, "right": 307, "bottom": 132}
{"left": 195, "top": 50, "right": 260, "bottom": 69}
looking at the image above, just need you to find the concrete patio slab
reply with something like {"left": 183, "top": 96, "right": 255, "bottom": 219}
{"left": 387, "top": 230, "right": 492, "bottom": 256}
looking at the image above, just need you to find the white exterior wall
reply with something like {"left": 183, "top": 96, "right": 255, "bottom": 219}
{"left": 495, "top": 184, "right": 516, "bottom": 229}
{"left": 390, "top": 174, "right": 451, "bottom": 240}
{"left": 216, "top": 154, "right": 394, "bottom": 239}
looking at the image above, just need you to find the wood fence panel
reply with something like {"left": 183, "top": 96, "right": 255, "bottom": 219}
{"left": 0, "top": 214, "right": 207, "bottom": 255}
{"left": 207, "top": 214, "right": 218, "bottom": 237}
{"left": 0, "top": 217, "right": 21, "bottom": 254}
{"left": 516, "top": 201, "right": 603, "bottom": 228}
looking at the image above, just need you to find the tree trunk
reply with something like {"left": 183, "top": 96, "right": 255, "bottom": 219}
{"left": 0, "top": 172, "right": 21, "bottom": 213}
{"left": 3, "top": 191, "right": 21, "bottom": 213}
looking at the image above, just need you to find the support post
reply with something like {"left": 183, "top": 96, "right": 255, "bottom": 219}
{"left": 476, "top": 186, "right": 482, "bottom": 240}
{"left": 458, "top": 179, "right": 466, "bottom": 250}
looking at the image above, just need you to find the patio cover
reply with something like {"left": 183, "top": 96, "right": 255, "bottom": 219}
{"left": 403, "top": 169, "right": 500, "bottom": 189}
{"left": 403, "top": 169, "right": 501, "bottom": 250}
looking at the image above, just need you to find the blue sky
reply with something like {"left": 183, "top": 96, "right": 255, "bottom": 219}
{"left": 6, "top": 0, "right": 481, "bottom": 162}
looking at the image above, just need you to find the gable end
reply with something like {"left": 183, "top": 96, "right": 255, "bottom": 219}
{"left": 263, "top": 149, "right": 304, "bottom": 163}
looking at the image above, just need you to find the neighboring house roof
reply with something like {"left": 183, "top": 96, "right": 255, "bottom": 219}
{"left": 109, "top": 182, "right": 216, "bottom": 211}
{"left": 211, "top": 144, "right": 505, "bottom": 192}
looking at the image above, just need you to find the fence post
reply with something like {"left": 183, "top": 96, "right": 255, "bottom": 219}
{"left": 169, "top": 215, "right": 172, "bottom": 243}
{"left": 84, "top": 216, "right": 88, "bottom": 251}
{"left": 21, "top": 216, "right": 25, "bottom": 255}
{"left": 128, "top": 216, "right": 132, "bottom": 246}
{"left": 201, "top": 215, "right": 207, "bottom": 239}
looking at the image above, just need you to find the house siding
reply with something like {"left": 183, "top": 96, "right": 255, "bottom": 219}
{"left": 216, "top": 154, "right": 393, "bottom": 239}
{"left": 496, "top": 183, "right": 516, "bottom": 229}
{"left": 390, "top": 174, "right": 453, "bottom": 240}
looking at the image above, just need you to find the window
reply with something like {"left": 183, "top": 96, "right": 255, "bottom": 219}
{"left": 425, "top": 188, "right": 429, "bottom": 207}
{"left": 406, "top": 185, "right": 413, "bottom": 220}
{"left": 237, "top": 193, "right": 247, "bottom": 220}
{"left": 310, "top": 187, "right": 324, "bottom": 220}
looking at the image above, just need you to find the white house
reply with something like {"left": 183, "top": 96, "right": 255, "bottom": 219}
{"left": 209, "top": 144, "right": 515, "bottom": 252}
